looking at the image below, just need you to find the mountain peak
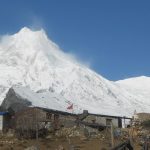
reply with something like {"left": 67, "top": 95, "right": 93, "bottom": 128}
{"left": 13, "top": 27, "right": 47, "bottom": 42}
{"left": 18, "top": 27, "right": 45, "bottom": 35}
{"left": 19, "top": 27, "right": 33, "bottom": 33}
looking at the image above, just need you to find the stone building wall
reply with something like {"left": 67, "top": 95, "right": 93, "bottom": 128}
{"left": 135, "top": 113, "right": 150, "bottom": 122}
{"left": 83, "top": 115, "right": 119, "bottom": 127}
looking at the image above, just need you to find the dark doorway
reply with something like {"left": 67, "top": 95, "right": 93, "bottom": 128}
{"left": 118, "top": 118, "right": 122, "bottom": 128}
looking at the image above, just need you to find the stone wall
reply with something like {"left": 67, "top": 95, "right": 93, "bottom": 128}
{"left": 135, "top": 113, "right": 150, "bottom": 122}
{"left": 83, "top": 115, "right": 119, "bottom": 127}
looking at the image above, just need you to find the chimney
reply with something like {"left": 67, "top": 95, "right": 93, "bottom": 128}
{"left": 83, "top": 110, "right": 88, "bottom": 115}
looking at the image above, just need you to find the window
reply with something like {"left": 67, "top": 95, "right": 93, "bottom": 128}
{"left": 106, "top": 118, "right": 112, "bottom": 126}
{"left": 46, "top": 113, "right": 52, "bottom": 120}
{"left": 54, "top": 114, "right": 59, "bottom": 121}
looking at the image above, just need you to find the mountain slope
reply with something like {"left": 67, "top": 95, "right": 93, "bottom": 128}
{"left": 116, "top": 76, "right": 150, "bottom": 110}
{"left": 0, "top": 27, "right": 149, "bottom": 117}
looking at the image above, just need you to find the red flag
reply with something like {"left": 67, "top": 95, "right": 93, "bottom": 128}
{"left": 67, "top": 104, "right": 73, "bottom": 110}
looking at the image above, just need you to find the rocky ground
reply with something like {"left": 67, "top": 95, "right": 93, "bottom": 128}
{"left": 0, "top": 136, "right": 143, "bottom": 150}
{"left": 0, "top": 125, "right": 149, "bottom": 150}
{"left": 0, "top": 132, "right": 142, "bottom": 150}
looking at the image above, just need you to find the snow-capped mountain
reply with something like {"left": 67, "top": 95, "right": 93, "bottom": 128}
{"left": 116, "top": 76, "right": 150, "bottom": 111}
{"left": 0, "top": 27, "right": 150, "bottom": 117}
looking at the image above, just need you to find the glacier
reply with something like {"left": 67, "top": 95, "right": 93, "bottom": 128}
{"left": 0, "top": 27, "right": 150, "bottom": 117}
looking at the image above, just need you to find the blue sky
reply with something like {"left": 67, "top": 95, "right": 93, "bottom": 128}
{"left": 0, "top": 0, "right": 150, "bottom": 80}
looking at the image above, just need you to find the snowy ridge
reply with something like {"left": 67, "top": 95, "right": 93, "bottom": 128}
{"left": 0, "top": 27, "right": 150, "bottom": 117}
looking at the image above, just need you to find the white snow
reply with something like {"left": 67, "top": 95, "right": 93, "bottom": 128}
{"left": 0, "top": 27, "right": 150, "bottom": 117}
{"left": 12, "top": 86, "right": 76, "bottom": 113}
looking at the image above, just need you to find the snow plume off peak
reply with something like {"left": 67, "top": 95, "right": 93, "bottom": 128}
{"left": 0, "top": 27, "right": 60, "bottom": 55}
{"left": 0, "top": 27, "right": 80, "bottom": 68}
{"left": 0, "top": 27, "right": 150, "bottom": 117}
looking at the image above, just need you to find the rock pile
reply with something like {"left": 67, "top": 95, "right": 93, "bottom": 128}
{"left": 55, "top": 126, "right": 81, "bottom": 138}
